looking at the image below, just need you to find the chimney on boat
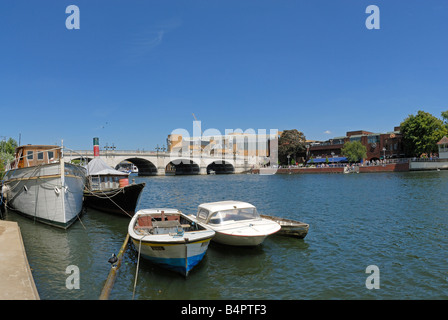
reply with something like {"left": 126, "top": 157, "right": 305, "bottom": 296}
{"left": 93, "top": 137, "right": 100, "bottom": 157}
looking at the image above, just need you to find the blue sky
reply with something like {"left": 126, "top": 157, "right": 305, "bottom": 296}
{"left": 1, "top": 0, "right": 447, "bottom": 150}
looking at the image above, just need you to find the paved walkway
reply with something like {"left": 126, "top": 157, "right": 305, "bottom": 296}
{"left": 0, "top": 220, "right": 40, "bottom": 300}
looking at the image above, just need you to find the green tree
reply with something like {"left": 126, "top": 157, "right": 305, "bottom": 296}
{"left": 278, "top": 129, "right": 306, "bottom": 165}
{"left": 0, "top": 159, "right": 4, "bottom": 179}
{"left": 0, "top": 138, "right": 18, "bottom": 155}
{"left": 400, "top": 110, "right": 448, "bottom": 157}
{"left": 441, "top": 110, "right": 448, "bottom": 129}
{"left": 341, "top": 141, "right": 367, "bottom": 163}
{"left": 0, "top": 138, "right": 18, "bottom": 177}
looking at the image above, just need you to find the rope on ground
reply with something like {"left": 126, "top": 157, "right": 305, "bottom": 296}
{"left": 99, "top": 233, "right": 130, "bottom": 300}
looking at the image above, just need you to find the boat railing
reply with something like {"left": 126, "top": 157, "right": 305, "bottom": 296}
{"left": 5, "top": 146, "right": 91, "bottom": 171}
{"left": 6, "top": 146, "right": 63, "bottom": 171}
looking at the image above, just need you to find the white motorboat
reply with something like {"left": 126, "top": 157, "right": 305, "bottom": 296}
{"left": 2, "top": 144, "right": 86, "bottom": 229}
{"left": 190, "top": 201, "right": 281, "bottom": 246}
{"left": 128, "top": 208, "right": 215, "bottom": 276}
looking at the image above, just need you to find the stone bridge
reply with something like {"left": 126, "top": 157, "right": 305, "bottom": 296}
{"left": 65, "top": 150, "right": 259, "bottom": 175}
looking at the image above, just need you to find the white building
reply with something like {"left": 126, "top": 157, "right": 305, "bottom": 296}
{"left": 437, "top": 136, "right": 448, "bottom": 159}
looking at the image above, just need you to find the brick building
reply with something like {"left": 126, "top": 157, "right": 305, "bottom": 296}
{"left": 308, "top": 126, "right": 405, "bottom": 162}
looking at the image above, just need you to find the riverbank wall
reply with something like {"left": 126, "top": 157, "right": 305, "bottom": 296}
{"left": 254, "top": 162, "right": 410, "bottom": 174}
{"left": 359, "top": 162, "right": 409, "bottom": 173}
{"left": 0, "top": 220, "right": 40, "bottom": 300}
{"left": 409, "top": 160, "right": 448, "bottom": 171}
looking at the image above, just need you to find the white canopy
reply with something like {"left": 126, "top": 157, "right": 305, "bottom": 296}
{"left": 198, "top": 201, "right": 255, "bottom": 213}
{"left": 84, "top": 157, "right": 129, "bottom": 176}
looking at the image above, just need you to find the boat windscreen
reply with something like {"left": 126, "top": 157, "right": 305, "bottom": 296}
{"left": 208, "top": 208, "right": 260, "bottom": 224}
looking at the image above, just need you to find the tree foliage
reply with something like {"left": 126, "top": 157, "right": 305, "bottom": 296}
{"left": 0, "top": 138, "right": 18, "bottom": 155}
{"left": 441, "top": 110, "right": 448, "bottom": 129}
{"left": 341, "top": 141, "right": 367, "bottom": 163}
{"left": 278, "top": 129, "right": 306, "bottom": 165}
{"left": 0, "top": 138, "right": 18, "bottom": 177}
{"left": 400, "top": 110, "right": 448, "bottom": 157}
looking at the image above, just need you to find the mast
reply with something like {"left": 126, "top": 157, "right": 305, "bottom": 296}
{"left": 60, "top": 139, "right": 66, "bottom": 222}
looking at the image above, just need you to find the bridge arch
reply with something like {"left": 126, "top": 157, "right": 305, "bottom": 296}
{"left": 165, "top": 158, "right": 200, "bottom": 175}
{"left": 206, "top": 160, "right": 235, "bottom": 174}
{"left": 119, "top": 157, "right": 158, "bottom": 176}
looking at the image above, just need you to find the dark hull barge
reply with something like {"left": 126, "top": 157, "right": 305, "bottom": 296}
{"left": 83, "top": 182, "right": 145, "bottom": 217}
{"left": 260, "top": 214, "right": 309, "bottom": 239}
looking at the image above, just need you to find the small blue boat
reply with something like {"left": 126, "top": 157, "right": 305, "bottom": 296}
{"left": 128, "top": 208, "right": 215, "bottom": 276}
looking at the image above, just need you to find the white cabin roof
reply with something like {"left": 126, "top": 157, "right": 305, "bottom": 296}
{"left": 198, "top": 201, "right": 255, "bottom": 212}
{"left": 85, "top": 157, "right": 128, "bottom": 176}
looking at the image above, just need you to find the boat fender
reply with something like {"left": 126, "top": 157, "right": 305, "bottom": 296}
{"left": 54, "top": 186, "right": 60, "bottom": 195}
{"left": 2, "top": 185, "right": 9, "bottom": 201}
{"left": 23, "top": 185, "right": 28, "bottom": 192}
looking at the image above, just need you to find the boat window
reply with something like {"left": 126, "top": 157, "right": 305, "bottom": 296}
{"left": 208, "top": 208, "right": 260, "bottom": 224}
{"left": 48, "top": 151, "right": 54, "bottom": 160}
{"left": 37, "top": 151, "right": 44, "bottom": 160}
{"left": 198, "top": 208, "right": 209, "bottom": 220}
{"left": 27, "top": 151, "right": 33, "bottom": 160}
{"left": 91, "top": 176, "right": 100, "bottom": 189}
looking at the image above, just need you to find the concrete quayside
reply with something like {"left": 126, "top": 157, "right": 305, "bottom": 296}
{"left": 0, "top": 220, "right": 40, "bottom": 300}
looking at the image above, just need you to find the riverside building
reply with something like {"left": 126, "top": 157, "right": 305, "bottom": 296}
{"left": 308, "top": 126, "right": 405, "bottom": 162}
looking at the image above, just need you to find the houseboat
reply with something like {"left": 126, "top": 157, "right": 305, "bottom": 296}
{"left": 83, "top": 157, "right": 145, "bottom": 217}
{"left": 2, "top": 144, "right": 86, "bottom": 229}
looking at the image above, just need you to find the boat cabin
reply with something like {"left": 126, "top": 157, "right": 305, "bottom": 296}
{"left": 12, "top": 145, "right": 61, "bottom": 169}
{"left": 85, "top": 157, "right": 129, "bottom": 191}
{"left": 88, "top": 175, "right": 127, "bottom": 190}
{"left": 196, "top": 201, "right": 261, "bottom": 225}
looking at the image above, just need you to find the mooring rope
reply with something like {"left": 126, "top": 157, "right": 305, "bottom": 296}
{"left": 132, "top": 237, "right": 143, "bottom": 300}
{"left": 84, "top": 186, "right": 134, "bottom": 218}
{"left": 99, "top": 233, "right": 130, "bottom": 300}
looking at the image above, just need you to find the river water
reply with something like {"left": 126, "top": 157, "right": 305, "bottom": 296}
{"left": 3, "top": 171, "right": 448, "bottom": 300}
